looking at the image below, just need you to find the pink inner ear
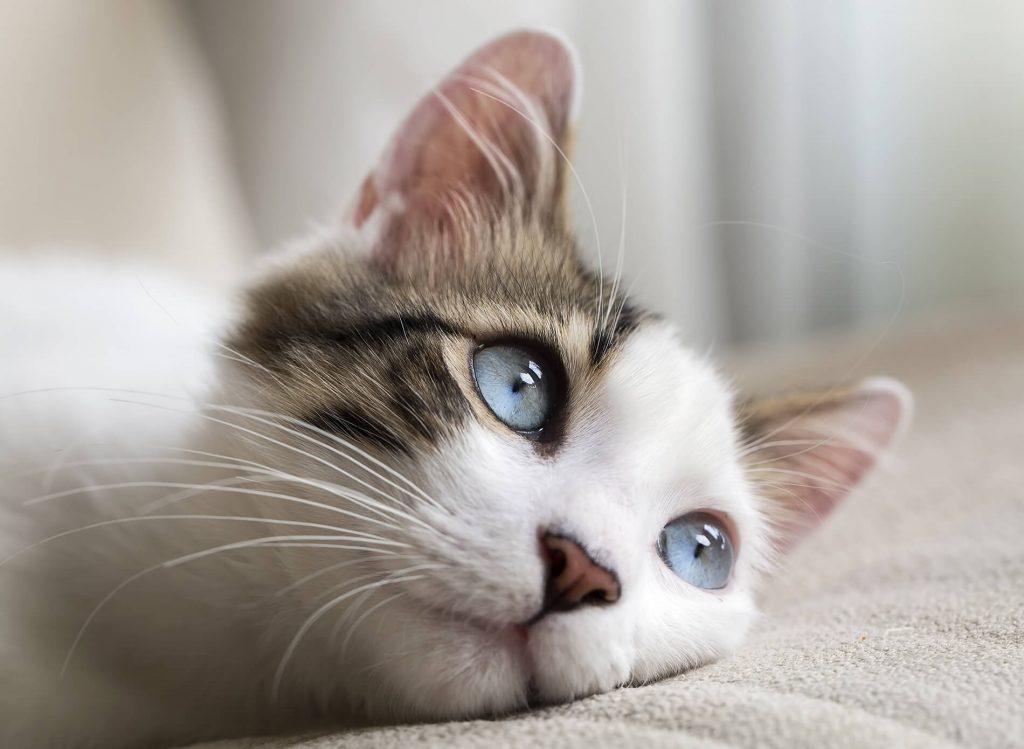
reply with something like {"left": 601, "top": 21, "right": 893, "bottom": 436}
{"left": 349, "top": 30, "right": 579, "bottom": 266}
{"left": 747, "top": 378, "right": 911, "bottom": 552}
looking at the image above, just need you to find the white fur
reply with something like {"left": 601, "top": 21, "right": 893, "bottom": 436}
{"left": 0, "top": 258, "right": 768, "bottom": 747}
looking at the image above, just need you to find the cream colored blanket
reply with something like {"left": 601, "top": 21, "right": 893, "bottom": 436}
{"left": 199, "top": 309, "right": 1024, "bottom": 748}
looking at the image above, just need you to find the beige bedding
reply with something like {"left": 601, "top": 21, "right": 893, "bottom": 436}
{"left": 199, "top": 308, "right": 1024, "bottom": 748}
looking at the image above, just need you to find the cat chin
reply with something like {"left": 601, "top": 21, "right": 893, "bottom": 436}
{"left": 353, "top": 600, "right": 531, "bottom": 721}
{"left": 352, "top": 594, "right": 637, "bottom": 722}
{"left": 524, "top": 606, "right": 634, "bottom": 703}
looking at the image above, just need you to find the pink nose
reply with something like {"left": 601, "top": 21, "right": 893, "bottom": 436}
{"left": 540, "top": 532, "right": 621, "bottom": 612}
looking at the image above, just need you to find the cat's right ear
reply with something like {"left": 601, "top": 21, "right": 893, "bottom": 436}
{"left": 739, "top": 378, "right": 912, "bottom": 553}
{"left": 346, "top": 30, "right": 580, "bottom": 271}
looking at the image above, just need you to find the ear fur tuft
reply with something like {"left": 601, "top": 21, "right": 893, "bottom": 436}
{"left": 347, "top": 30, "right": 580, "bottom": 272}
{"left": 739, "top": 377, "right": 912, "bottom": 551}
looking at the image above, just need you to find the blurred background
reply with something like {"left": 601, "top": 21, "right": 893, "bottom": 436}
{"left": 2, "top": 0, "right": 1022, "bottom": 350}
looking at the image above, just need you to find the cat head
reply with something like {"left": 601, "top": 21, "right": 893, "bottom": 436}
{"left": 217, "top": 31, "right": 910, "bottom": 720}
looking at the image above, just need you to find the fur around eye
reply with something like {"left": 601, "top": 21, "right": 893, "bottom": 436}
{"left": 472, "top": 343, "right": 561, "bottom": 434}
{"left": 658, "top": 512, "right": 735, "bottom": 590}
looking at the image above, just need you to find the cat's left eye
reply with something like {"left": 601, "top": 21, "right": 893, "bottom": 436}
{"left": 472, "top": 343, "right": 563, "bottom": 436}
{"left": 658, "top": 512, "right": 734, "bottom": 590}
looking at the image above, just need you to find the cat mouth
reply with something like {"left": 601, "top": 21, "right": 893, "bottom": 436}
{"left": 525, "top": 678, "right": 544, "bottom": 708}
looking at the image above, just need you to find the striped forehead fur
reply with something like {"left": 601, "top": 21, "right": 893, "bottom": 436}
{"left": 226, "top": 212, "right": 645, "bottom": 456}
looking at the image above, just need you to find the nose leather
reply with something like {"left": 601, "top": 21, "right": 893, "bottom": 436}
{"left": 540, "top": 532, "right": 621, "bottom": 613}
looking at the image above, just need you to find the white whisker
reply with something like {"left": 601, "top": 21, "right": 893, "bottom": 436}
{"left": 9, "top": 456, "right": 266, "bottom": 483}
{"left": 337, "top": 591, "right": 406, "bottom": 655}
{"left": 433, "top": 84, "right": 521, "bottom": 203}
{"left": 602, "top": 137, "right": 629, "bottom": 337}
{"left": 59, "top": 535, "right": 399, "bottom": 677}
{"left": 0, "top": 515, "right": 402, "bottom": 569}
{"left": 313, "top": 561, "right": 442, "bottom": 604}
{"left": 137, "top": 473, "right": 407, "bottom": 534}
{"left": 271, "top": 572, "right": 427, "bottom": 700}
{"left": 174, "top": 399, "right": 445, "bottom": 514}
{"left": 745, "top": 466, "right": 848, "bottom": 490}
{"left": 466, "top": 83, "right": 604, "bottom": 324}
{"left": 107, "top": 400, "right": 446, "bottom": 530}
{"left": 1, "top": 385, "right": 443, "bottom": 516}
{"left": 22, "top": 480, "right": 414, "bottom": 537}
{"left": 271, "top": 554, "right": 406, "bottom": 599}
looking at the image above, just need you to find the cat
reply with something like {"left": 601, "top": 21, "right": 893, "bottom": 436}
{"left": 0, "top": 30, "right": 910, "bottom": 749}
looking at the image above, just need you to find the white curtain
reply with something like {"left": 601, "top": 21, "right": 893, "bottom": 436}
{"left": 185, "top": 0, "right": 1024, "bottom": 347}
{"left": 185, "top": 0, "right": 723, "bottom": 341}
{"left": 3, "top": 1, "right": 1022, "bottom": 348}
{"left": 0, "top": 0, "right": 249, "bottom": 285}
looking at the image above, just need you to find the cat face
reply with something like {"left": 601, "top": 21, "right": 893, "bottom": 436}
{"left": 217, "top": 31, "right": 907, "bottom": 720}
{"left": 226, "top": 221, "right": 767, "bottom": 716}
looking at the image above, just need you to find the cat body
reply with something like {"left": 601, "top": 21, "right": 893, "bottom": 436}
{"left": 0, "top": 261, "right": 238, "bottom": 744}
{"left": 0, "top": 32, "right": 908, "bottom": 748}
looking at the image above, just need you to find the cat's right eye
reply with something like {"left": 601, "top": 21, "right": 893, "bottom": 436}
{"left": 472, "top": 343, "right": 563, "bottom": 436}
{"left": 657, "top": 512, "right": 734, "bottom": 590}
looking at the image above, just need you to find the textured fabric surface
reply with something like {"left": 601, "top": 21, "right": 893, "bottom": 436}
{"left": 197, "top": 307, "right": 1024, "bottom": 749}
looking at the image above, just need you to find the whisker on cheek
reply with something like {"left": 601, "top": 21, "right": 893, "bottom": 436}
{"left": 57, "top": 535, "right": 407, "bottom": 679}
{"left": 272, "top": 572, "right": 430, "bottom": 702}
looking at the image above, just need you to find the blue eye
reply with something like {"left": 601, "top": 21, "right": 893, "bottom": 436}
{"left": 472, "top": 343, "right": 561, "bottom": 434}
{"left": 658, "top": 513, "right": 734, "bottom": 590}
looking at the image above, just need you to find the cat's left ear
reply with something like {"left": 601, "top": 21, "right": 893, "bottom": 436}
{"left": 347, "top": 30, "right": 580, "bottom": 270}
{"left": 739, "top": 378, "right": 912, "bottom": 551}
